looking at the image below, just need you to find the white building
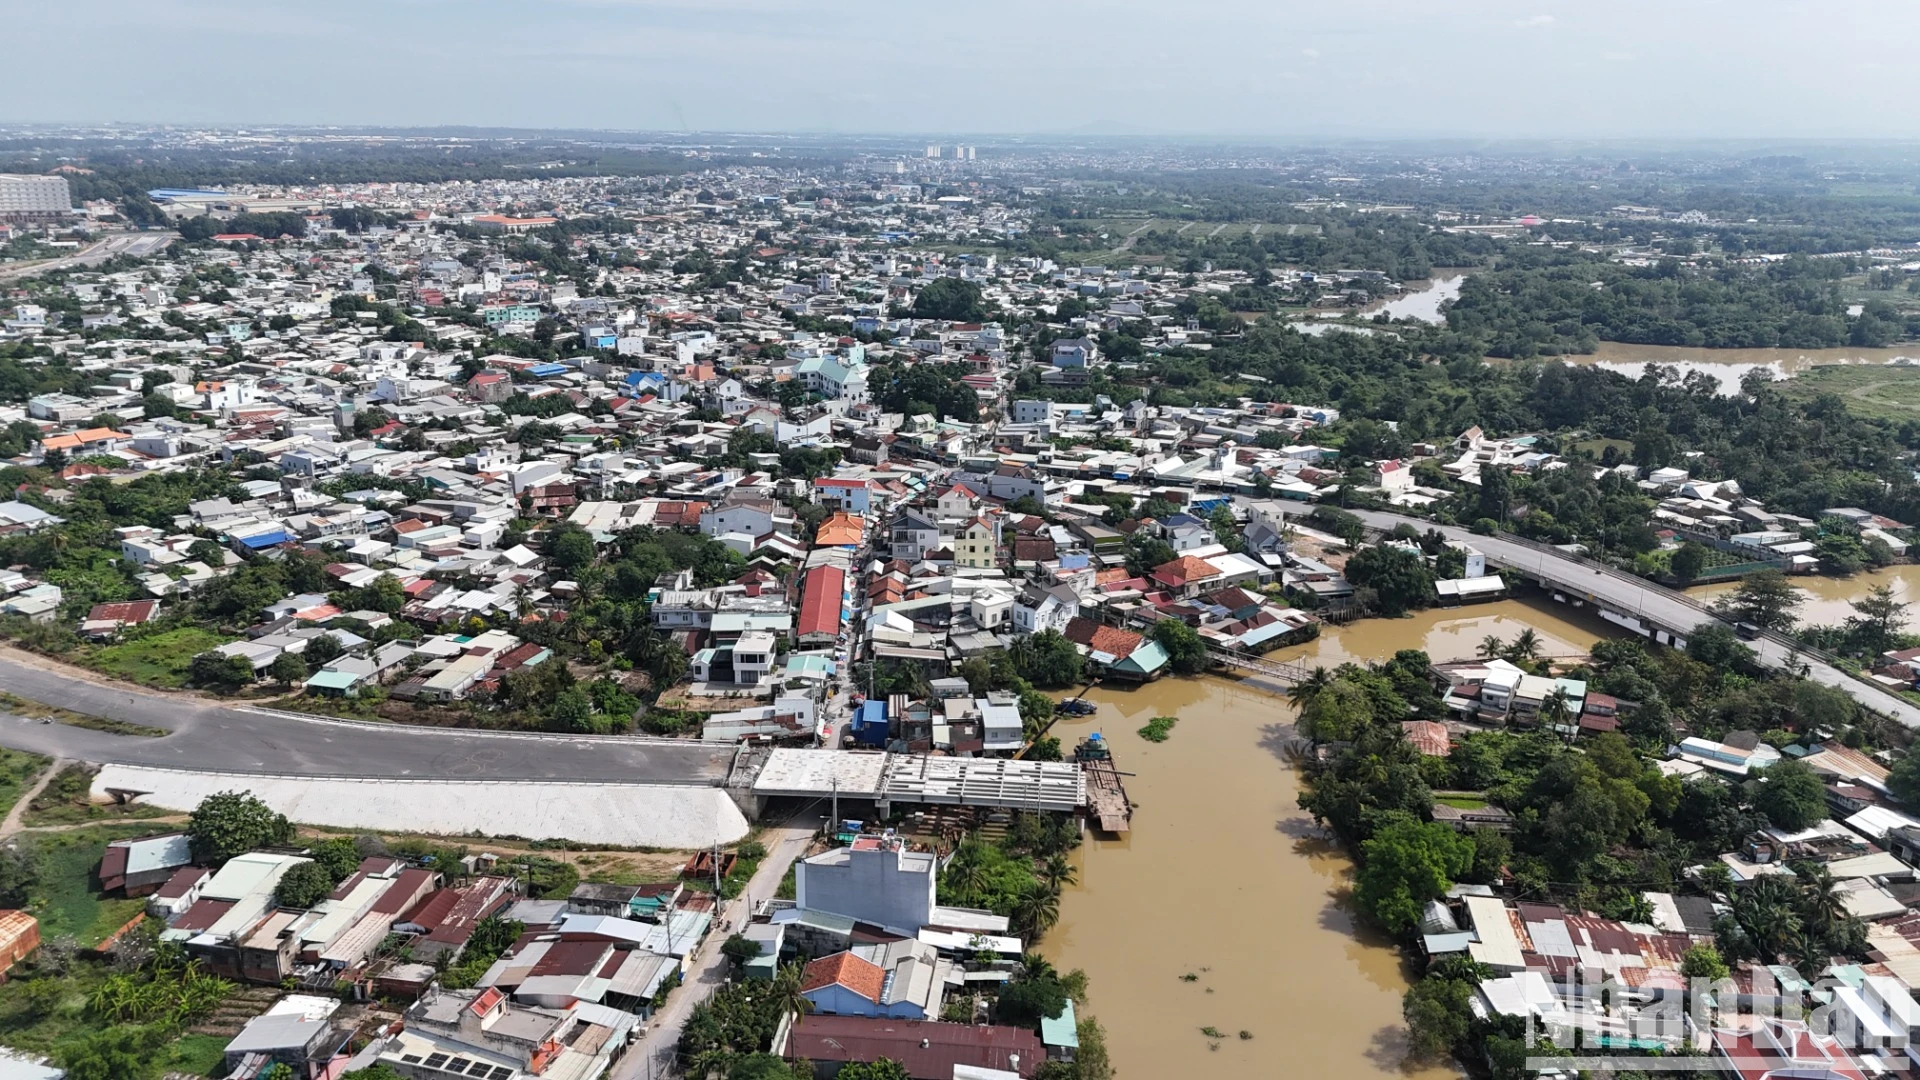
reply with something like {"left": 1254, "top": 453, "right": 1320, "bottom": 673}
{"left": 797, "top": 837, "right": 938, "bottom": 934}
{"left": 0, "top": 174, "right": 72, "bottom": 219}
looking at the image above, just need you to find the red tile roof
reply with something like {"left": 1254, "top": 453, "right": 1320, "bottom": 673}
{"left": 799, "top": 952, "right": 886, "bottom": 1003}
{"left": 1063, "top": 616, "right": 1143, "bottom": 659}
{"left": 1151, "top": 555, "right": 1219, "bottom": 587}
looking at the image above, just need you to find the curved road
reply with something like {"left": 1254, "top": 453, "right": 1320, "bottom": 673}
{"left": 1352, "top": 510, "right": 1920, "bottom": 728}
{"left": 0, "top": 231, "right": 176, "bottom": 283}
{"left": 0, "top": 648, "right": 732, "bottom": 783}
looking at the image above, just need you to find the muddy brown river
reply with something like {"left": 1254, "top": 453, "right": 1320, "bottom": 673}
{"left": 1041, "top": 598, "right": 1620, "bottom": 1079}
{"left": 1688, "top": 565, "right": 1920, "bottom": 636}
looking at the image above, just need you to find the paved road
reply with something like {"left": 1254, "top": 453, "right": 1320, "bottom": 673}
{"left": 1351, "top": 509, "right": 1920, "bottom": 727}
{"left": 0, "top": 648, "right": 734, "bottom": 783}
{"left": 613, "top": 824, "right": 817, "bottom": 1080}
{"left": 0, "top": 231, "right": 175, "bottom": 283}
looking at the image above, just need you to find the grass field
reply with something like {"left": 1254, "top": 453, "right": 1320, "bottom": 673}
{"left": 89, "top": 627, "right": 233, "bottom": 688}
{"left": 22, "top": 765, "right": 174, "bottom": 828}
{"left": 1780, "top": 363, "right": 1920, "bottom": 421}
{"left": 1572, "top": 437, "right": 1634, "bottom": 459}
{"left": 27, "top": 826, "right": 160, "bottom": 947}
{"left": 0, "top": 749, "right": 48, "bottom": 825}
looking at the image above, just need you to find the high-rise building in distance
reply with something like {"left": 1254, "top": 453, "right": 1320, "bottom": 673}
{"left": 0, "top": 175, "right": 73, "bottom": 220}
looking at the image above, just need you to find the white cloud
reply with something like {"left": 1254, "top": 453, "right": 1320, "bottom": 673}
{"left": 1603, "top": 50, "right": 1634, "bottom": 62}
{"left": 1514, "top": 13, "right": 1555, "bottom": 27}
{"left": 1301, "top": 47, "right": 1320, "bottom": 58}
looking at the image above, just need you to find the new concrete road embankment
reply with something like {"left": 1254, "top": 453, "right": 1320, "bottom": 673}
{"left": 0, "top": 648, "right": 755, "bottom": 846}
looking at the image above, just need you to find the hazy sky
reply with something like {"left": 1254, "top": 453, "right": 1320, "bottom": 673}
{"left": 11, "top": 0, "right": 1920, "bottom": 138}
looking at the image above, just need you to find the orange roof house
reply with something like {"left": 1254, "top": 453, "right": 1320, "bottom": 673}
{"left": 1150, "top": 555, "right": 1221, "bottom": 590}
{"left": 800, "top": 952, "right": 887, "bottom": 1004}
{"left": 40, "top": 427, "right": 130, "bottom": 453}
{"left": 815, "top": 512, "right": 865, "bottom": 548}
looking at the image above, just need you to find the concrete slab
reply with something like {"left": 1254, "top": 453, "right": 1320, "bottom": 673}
{"left": 92, "top": 765, "right": 749, "bottom": 849}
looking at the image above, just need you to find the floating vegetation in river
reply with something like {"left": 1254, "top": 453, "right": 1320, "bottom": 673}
{"left": 1138, "top": 715, "right": 1179, "bottom": 742}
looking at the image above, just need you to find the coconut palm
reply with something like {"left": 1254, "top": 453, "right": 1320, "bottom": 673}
{"left": 772, "top": 961, "right": 814, "bottom": 1018}
{"left": 1732, "top": 876, "right": 1804, "bottom": 961}
{"left": 1287, "top": 666, "right": 1333, "bottom": 710}
{"left": 1796, "top": 865, "right": 1846, "bottom": 940}
{"left": 1540, "top": 689, "right": 1573, "bottom": 733}
{"left": 1783, "top": 930, "right": 1827, "bottom": 975}
{"left": 1477, "top": 634, "right": 1506, "bottom": 660}
{"left": 1041, "top": 853, "right": 1078, "bottom": 891}
{"left": 945, "top": 841, "right": 990, "bottom": 902}
{"left": 1013, "top": 880, "right": 1062, "bottom": 941}
{"left": 1021, "top": 953, "right": 1058, "bottom": 982}
{"left": 1506, "top": 628, "right": 1543, "bottom": 664}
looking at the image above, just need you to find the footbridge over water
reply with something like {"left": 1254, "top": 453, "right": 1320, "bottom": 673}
{"left": 1205, "top": 646, "right": 1318, "bottom": 685}
{"left": 1350, "top": 510, "right": 1920, "bottom": 728}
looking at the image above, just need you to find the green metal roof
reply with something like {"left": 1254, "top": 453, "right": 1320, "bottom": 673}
{"left": 1041, "top": 998, "right": 1078, "bottom": 1048}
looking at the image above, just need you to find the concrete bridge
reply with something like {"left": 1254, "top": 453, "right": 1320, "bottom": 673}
{"left": 1350, "top": 509, "right": 1920, "bottom": 729}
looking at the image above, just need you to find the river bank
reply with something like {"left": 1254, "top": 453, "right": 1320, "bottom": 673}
{"left": 1041, "top": 598, "right": 1620, "bottom": 1080}
{"left": 1688, "top": 564, "right": 1920, "bottom": 636}
{"left": 1554, "top": 341, "right": 1920, "bottom": 395}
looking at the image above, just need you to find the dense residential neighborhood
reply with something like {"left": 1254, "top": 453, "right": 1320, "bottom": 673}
{"left": 13, "top": 127, "right": 1920, "bottom": 1080}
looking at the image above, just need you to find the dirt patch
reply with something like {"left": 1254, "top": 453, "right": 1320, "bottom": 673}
{"left": 569, "top": 850, "right": 691, "bottom": 885}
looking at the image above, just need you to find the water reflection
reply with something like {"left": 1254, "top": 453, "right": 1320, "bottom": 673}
{"left": 1688, "top": 565, "right": 1920, "bottom": 635}
{"left": 1556, "top": 342, "right": 1920, "bottom": 395}
{"left": 1372, "top": 271, "right": 1467, "bottom": 325}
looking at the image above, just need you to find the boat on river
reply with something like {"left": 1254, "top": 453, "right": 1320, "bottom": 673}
{"left": 1076, "top": 733, "right": 1133, "bottom": 834}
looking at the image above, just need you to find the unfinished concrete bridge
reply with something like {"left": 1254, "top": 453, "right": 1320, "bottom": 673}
{"left": 1350, "top": 509, "right": 1920, "bottom": 728}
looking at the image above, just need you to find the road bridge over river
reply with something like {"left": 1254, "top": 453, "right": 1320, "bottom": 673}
{"left": 1350, "top": 509, "right": 1920, "bottom": 728}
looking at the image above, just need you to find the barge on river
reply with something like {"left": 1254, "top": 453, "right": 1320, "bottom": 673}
{"left": 1077, "top": 733, "right": 1133, "bottom": 834}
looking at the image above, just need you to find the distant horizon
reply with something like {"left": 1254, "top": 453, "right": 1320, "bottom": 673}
{"left": 13, "top": 123, "right": 1920, "bottom": 155}
{"left": 12, "top": 0, "right": 1920, "bottom": 142}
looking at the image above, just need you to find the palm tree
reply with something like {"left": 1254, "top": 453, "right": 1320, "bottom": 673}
{"left": 1733, "top": 876, "right": 1804, "bottom": 961}
{"left": 1477, "top": 634, "right": 1505, "bottom": 660}
{"left": 1288, "top": 666, "right": 1332, "bottom": 711}
{"left": 1013, "top": 880, "right": 1062, "bottom": 941}
{"left": 945, "top": 841, "right": 990, "bottom": 902}
{"left": 1041, "top": 853, "right": 1077, "bottom": 891}
{"left": 1540, "top": 689, "right": 1573, "bottom": 734}
{"left": 1506, "top": 628, "right": 1542, "bottom": 665}
{"left": 1783, "top": 930, "right": 1826, "bottom": 975}
{"left": 1021, "top": 953, "right": 1058, "bottom": 983}
{"left": 772, "top": 961, "right": 814, "bottom": 1019}
{"left": 1796, "top": 865, "right": 1846, "bottom": 940}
